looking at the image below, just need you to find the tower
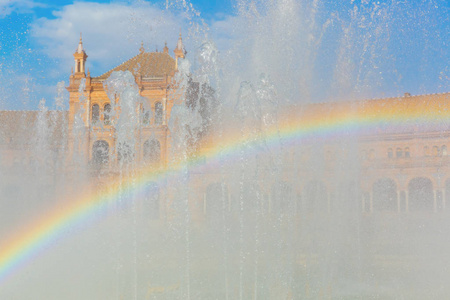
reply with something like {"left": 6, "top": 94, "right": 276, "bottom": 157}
{"left": 173, "top": 32, "right": 185, "bottom": 69}
{"left": 73, "top": 33, "right": 88, "bottom": 76}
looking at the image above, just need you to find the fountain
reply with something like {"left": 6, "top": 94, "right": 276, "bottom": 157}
{"left": 0, "top": 0, "right": 449, "bottom": 299}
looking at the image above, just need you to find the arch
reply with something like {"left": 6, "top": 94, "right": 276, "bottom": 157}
{"left": 142, "top": 110, "right": 151, "bottom": 126}
{"left": 442, "top": 145, "right": 448, "bottom": 156}
{"left": 387, "top": 148, "right": 393, "bottom": 159}
{"left": 117, "top": 142, "right": 134, "bottom": 164}
{"left": 143, "top": 139, "right": 161, "bottom": 163}
{"left": 154, "top": 102, "right": 163, "bottom": 125}
{"left": 92, "top": 140, "right": 109, "bottom": 165}
{"left": 103, "top": 103, "right": 112, "bottom": 125}
{"left": 271, "top": 181, "right": 294, "bottom": 214}
{"left": 304, "top": 180, "right": 328, "bottom": 213}
{"left": 92, "top": 104, "right": 100, "bottom": 123}
{"left": 432, "top": 146, "right": 440, "bottom": 157}
{"left": 408, "top": 177, "right": 433, "bottom": 212}
{"left": 373, "top": 178, "right": 397, "bottom": 212}
{"left": 396, "top": 147, "right": 402, "bottom": 158}
{"left": 404, "top": 147, "right": 410, "bottom": 158}
{"left": 205, "top": 182, "right": 228, "bottom": 217}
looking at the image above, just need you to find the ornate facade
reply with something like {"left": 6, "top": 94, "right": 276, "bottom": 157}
{"left": 0, "top": 36, "right": 449, "bottom": 219}
{"left": 66, "top": 35, "right": 185, "bottom": 169}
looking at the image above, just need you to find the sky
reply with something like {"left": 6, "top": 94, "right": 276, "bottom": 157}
{"left": 0, "top": 0, "right": 448, "bottom": 110}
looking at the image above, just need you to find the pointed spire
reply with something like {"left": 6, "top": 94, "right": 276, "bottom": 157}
{"left": 87, "top": 68, "right": 90, "bottom": 77}
{"left": 163, "top": 41, "right": 169, "bottom": 54}
{"left": 176, "top": 30, "right": 184, "bottom": 51}
{"left": 77, "top": 32, "right": 84, "bottom": 53}
{"left": 139, "top": 41, "right": 145, "bottom": 54}
{"left": 173, "top": 30, "right": 185, "bottom": 69}
{"left": 73, "top": 33, "right": 88, "bottom": 75}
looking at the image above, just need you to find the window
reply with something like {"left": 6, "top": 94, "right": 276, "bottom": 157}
{"left": 405, "top": 147, "right": 410, "bottom": 158}
{"left": 92, "top": 104, "right": 100, "bottom": 123}
{"left": 103, "top": 103, "right": 111, "bottom": 125}
{"left": 92, "top": 140, "right": 109, "bottom": 165}
{"left": 142, "top": 111, "right": 151, "bottom": 125}
{"left": 442, "top": 145, "right": 447, "bottom": 156}
{"left": 117, "top": 142, "right": 134, "bottom": 164}
{"left": 432, "top": 146, "right": 439, "bottom": 157}
{"left": 155, "top": 102, "right": 163, "bottom": 125}
{"left": 388, "top": 148, "right": 393, "bottom": 159}
{"left": 143, "top": 139, "right": 161, "bottom": 163}
{"left": 396, "top": 148, "right": 402, "bottom": 158}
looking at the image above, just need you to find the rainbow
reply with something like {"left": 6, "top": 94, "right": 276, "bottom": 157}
{"left": 0, "top": 94, "right": 448, "bottom": 283}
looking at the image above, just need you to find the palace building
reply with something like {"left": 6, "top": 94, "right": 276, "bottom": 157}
{"left": 0, "top": 36, "right": 449, "bottom": 219}
{"left": 66, "top": 34, "right": 186, "bottom": 169}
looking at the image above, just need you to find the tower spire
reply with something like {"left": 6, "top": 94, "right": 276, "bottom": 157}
{"left": 77, "top": 32, "right": 84, "bottom": 53}
{"left": 73, "top": 33, "right": 88, "bottom": 75}
{"left": 173, "top": 31, "right": 185, "bottom": 69}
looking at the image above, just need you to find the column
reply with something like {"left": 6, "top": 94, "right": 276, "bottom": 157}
{"left": 397, "top": 190, "right": 401, "bottom": 213}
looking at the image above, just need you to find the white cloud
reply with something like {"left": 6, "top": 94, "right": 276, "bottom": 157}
{"left": 31, "top": 2, "right": 190, "bottom": 77}
{"left": 0, "top": 0, "right": 44, "bottom": 17}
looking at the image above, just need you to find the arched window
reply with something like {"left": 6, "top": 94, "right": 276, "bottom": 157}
{"left": 387, "top": 148, "right": 393, "bottom": 159}
{"left": 92, "top": 104, "right": 100, "bottom": 123}
{"left": 432, "top": 146, "right": 439, "bottom": 157}
{"left": 155, "top": 102, "right": 163, "bottom": 125}
{"left": 103, "top": 103, "right": 111, "bottom": 125}
{"left": 117, "top": 142, "right": 134, "bottom": 164}
{"left": 404, "top": 147, "right": 410, "bottom": 158}
{"left": 442, "top": 145, "right": 447, "bottom": 156}
{"left": 142, "top": 111, "right": 151, "bottom": 126}
{"left": 143, "top": 139, "right": 161, "bottom": 163}
{"left": 92, "top": 140, "right": 109, "bottom": 165}
{"left": 396, "top": 148, "right": 402, "bottom": 158}
{"left": 424, "top": 146, "right": 430, "bottom": 157}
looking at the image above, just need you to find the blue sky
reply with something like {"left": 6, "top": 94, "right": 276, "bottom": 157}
{"left": 0, "top": 0, "right": 448, "bottom": 110}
